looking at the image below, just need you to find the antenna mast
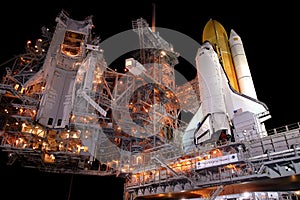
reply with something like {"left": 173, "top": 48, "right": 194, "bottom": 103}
{"left": 152, "top": 3, "right": 156, "bottom": 32}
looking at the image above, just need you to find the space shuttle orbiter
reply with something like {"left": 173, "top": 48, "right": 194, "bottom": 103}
{"left": 183, "top": 19, "right": 271, "bottom": 151}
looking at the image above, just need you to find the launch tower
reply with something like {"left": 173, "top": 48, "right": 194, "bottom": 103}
{"left": 0, "top": 11, "right": 299, "bottom": 200}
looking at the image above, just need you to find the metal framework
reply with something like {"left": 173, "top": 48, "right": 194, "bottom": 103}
{"left": 0, "top": 11, "right": 299, "bottom": 200}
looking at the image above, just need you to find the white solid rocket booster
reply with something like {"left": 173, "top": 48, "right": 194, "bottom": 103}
{"left": 229, "top": 29, "right": 257, "bottom": 99}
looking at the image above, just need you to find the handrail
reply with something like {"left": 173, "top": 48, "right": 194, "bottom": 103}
{"left": 267, "top": 122, "right": 300, "bottom": 135}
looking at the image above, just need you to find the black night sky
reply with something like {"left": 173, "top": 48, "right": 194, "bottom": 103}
{"left": 0, "top": 1, "right": 299, "bottom": 199}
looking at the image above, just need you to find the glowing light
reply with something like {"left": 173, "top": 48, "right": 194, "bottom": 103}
{"left": 160, "top": 50, "right": 166, "bottom": 57}
{"left": 14, "top": 84, "right": 19, "bottom": 90}
{"left": 242, "top": 192, "right": 251, "bottom": 198}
